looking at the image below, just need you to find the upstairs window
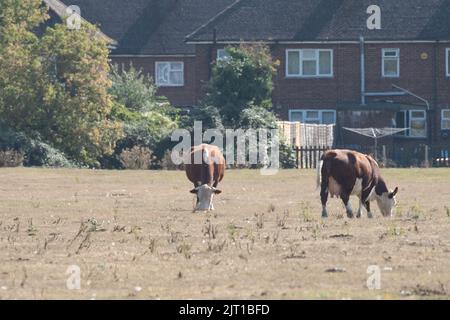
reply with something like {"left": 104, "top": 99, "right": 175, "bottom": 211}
{"left": 286, "top": 49, "right": 333, "bottom": 77}
{"left": 382, "top": 48, "right": 400, "bottom": 77}
{"left": 155, "top": 62, "right": 184, "bottom": 87}
{"left": 442, "top": 109, "right": 450, "bottom": 130}
{"left": 289, "top": 109, "right": 336, "bottom": 124}
{"left": 395, "top": 110, "right": 426, "bottom": 137}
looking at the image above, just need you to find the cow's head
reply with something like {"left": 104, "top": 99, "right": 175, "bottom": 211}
{"left": 190, "top": 184, "right": 222, "bottom": 211}
{"left": 376, "top": 187, "right": 398, "bottom": 217}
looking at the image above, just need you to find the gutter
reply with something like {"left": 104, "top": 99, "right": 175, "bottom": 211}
{"left": 360, "top": 36, "right": 366, "bottom": 105}
{"left": 186, "top": 40, "right": 450, "bottom": 45}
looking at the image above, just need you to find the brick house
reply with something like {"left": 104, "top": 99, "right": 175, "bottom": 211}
{"left": 45, "top": 0, "right": 450, "bottom": 163}
{"left": 185, "top": 0, "right": 450, "bottom": 162}
{"left": 45, "top": 0, "right": 234, "bottom": 108}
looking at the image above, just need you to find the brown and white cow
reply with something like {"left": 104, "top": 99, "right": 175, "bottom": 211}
{"left": 185, "top": 144, "right": 225, "bottom": 211}
{"left": 317, "top": 149, "right": 398, "bottom": 218}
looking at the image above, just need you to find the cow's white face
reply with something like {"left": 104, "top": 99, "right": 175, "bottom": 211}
{"left": 376, "top": 187, "right": 398, "bottom": 217}
{"left": 190, "top": 184, "right": 221, "bottom": 211}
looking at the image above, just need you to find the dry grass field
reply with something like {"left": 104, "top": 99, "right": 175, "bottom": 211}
{"left": 0, "top": 167, "right": 449, "bottom": 299}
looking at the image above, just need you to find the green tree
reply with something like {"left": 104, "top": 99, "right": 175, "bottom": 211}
{"left": 0, "top": 2, "right": 124, "bottom": 167}
{"left": 0, "top": 0, "right": 47, "bottom": 132}
{"left": 204, "top": 44, "right": 296, "bottom": 168}
{"left": 0, "top": 0, "right": 47, "bottom": 31}
{"left": 205, "top": 44, "right": 278, "bottom": 126}
{"left": 37, "top": 23, "right": 123, "bottom": 166}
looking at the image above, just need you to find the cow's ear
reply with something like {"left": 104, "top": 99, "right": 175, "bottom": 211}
{"left": 392, "top": 187, "right": 398, "bottom": 196}
{"left": 214, "top": 189, "right": 222, "bottom": 194}
{"left": 190, "top": 189, "right": 198, "bottom": 194}
{"left": 389, "top": 187, "right": 398, "bottom": 198}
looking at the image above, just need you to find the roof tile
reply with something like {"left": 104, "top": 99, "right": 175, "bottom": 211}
{"left": 187, "top": 0, "right": 450, "bottom": 42}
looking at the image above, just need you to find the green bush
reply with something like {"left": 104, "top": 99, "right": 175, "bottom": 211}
{"left": 0, "top": 150, "right": 24, "bottom": 167}
{"left": 110, "top": 64, "right": 166, "bottom": 113}
{"left": 179, "top": 104, "right": 224, "bottom": 132}
{"left": 105, "top": 66, "right": 179, "bottom": 169}
{"left": 278, "top": 138, "right": 297, "bottom": 169}
{"left": 238, "top": 103, "right": 277, "bottom": 130}
{"left": 119, "top": 146, "right": 153, "bottom": 170}
{"left": 0, "top": 124, "right": 74, "bottom": 167}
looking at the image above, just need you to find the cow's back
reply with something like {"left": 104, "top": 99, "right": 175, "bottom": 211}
{"left": 185, "top": 144, "right": 225, "bottom": 187}
{"left": 322, "top": 149, "right": 374, "bottom": 189}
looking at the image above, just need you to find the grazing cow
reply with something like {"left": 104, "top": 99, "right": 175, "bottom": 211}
{"left": 317, "top": 149, "right": 398, "bottom": 218}
{"left": 185, "top": 144, "right": 225, "bottom": 211}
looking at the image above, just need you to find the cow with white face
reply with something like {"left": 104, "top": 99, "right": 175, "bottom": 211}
{"left": 317, "top": 149, "right": 398, "bottom": 218}
{"left": 185, "top": 144, "right": 225, "bottom": 212}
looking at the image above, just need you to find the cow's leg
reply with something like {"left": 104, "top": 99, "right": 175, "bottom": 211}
{"left": 365, "top": 201, "right": 373, "bottom": 218}
{"left": 209, "top": 193, "right": 215, "bottom": 211}
{"left": 320, "top": 181, "right": 329, "bottom": 218}
{"left": 210, "top": 179, "right": 220, "bottom": 211}
{"left": 361, "top": 185, "right": 374, "bottom": 218}
{"left": 341, "top": 193, "right": 353, "bottom": 218}
{"left": 356, "top": 196, "right": 364, "bottom": 218}
{"left": 192, "top": 183, "right": 199, "bottom": 212}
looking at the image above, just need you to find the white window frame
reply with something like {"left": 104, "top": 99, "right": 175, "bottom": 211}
{"left": 446, "top": 49, "right": 450, "bottom": 77}
{"left": 285, "top": 49, "right": 333, "bottom": 78}
{"left": 217, "top": 49, "right": 231, "bottom": 61}
{"left": 288, "top": 109, "right": 336, "bottom": 124}
{"left": 409, "top": 110, "right": 427, "bottom": 137}
{"left": 382, "top": 48, "right": 400, "bottom": 78}
{"left": 396, "top": 110, "right": 427, "bottom": 138}
{"left": 442, "top": 109, "right": 450, "bottom": 130}
{"left": 155, "top": 61, "right": 184, "bottom": 87}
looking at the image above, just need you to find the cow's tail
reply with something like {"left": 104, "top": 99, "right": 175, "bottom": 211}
{"left": 316, "top": 158, "right": 324, "bottom": 190}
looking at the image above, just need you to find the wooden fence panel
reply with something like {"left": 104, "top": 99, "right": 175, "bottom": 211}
{"left": 294, "top": 146, "right": 329, "bottom": 169}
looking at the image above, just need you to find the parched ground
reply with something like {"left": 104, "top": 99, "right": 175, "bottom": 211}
{"left": 0, "top": 167, "right": 449, "bottom": 299}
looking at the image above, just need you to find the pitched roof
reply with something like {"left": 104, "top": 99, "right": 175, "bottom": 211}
{"left": 186, "top": 0, "right": 450, "bottom": 42}
{"left": 43, "top": 0, "right": 116, "bottom": 45}
{"left": 49, "top": 0, "right": 234, "bottom": 55}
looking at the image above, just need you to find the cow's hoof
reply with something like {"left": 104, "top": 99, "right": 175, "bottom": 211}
{"left": 321, "top": 210, "right": 328, "bottom": 218}
{"left": 346, "top": 212, "right": 354, "bottom": 218}
{"left": 367, "top": 213, "right": 374, "bottom": 219}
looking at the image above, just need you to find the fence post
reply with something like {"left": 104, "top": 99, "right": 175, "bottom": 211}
{"left": 300, "top": 147, "right": 304, "bottom": 169}
{"left": 424, "top": 145, "right": 430, "bottom": 168}
{"left": 313, "top": 146, "right": 317, "bottom": 169}
{"left": 308, "top": 146, "right": 312, "bottom": 169}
